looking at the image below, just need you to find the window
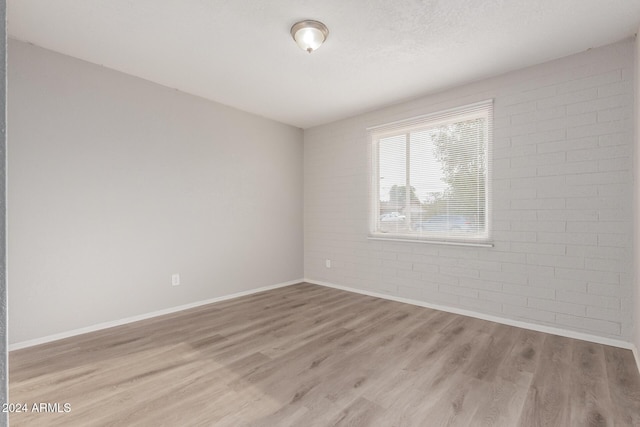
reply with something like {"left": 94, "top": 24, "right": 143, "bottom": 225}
{"left": 369, "top": 100, "right": 492, "bottom": 245}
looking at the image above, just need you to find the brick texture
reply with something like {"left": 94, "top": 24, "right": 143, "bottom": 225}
{"left": 304, "top": 39, "right": 634, "bottom": 340}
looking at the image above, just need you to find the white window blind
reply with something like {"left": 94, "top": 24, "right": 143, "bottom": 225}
{"left": 369, "top": 100, "right": 492, "bottom": 244}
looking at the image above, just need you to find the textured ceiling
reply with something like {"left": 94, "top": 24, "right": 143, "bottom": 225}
{"left": 8, "top": 0, "right": 640, "bottom": 129}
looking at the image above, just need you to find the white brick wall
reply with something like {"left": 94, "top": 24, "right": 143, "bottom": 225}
{"left": 304, "top": 38, "right": 634, "bottom": 340}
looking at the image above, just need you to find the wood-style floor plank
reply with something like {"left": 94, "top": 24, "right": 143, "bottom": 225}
{"left": 9, "top": 282, "right": 640, "bottom": 426}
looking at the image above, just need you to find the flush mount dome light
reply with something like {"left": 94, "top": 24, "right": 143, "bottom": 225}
{"left": 290, "top": 20, "right": 329, "bottom": 53}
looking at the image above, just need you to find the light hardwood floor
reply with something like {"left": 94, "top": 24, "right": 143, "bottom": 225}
{"left": 9, "top": 283, "right": 640, "bottom": 426}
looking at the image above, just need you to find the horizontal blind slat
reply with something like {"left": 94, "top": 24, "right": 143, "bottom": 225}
{"left": 367, "top": 99, "right": 493, "bottom": 135}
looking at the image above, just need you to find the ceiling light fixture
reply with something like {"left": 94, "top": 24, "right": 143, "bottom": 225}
{"left": 290, "top": 20, "right": 329, "bottom": 53}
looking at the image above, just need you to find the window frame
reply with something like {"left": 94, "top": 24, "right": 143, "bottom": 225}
{"left": 368, "top": 100, "right": 493, "bottom": 247}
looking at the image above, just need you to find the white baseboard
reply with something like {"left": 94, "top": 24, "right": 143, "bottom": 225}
{"left": 9, "top": 278, "right": 304, "bottom": 351}
{"left": 11, "top": 276, "right": 639, "bottom": 369}
{"left": 305, "top": 278, "right": 635, "bottom": 351}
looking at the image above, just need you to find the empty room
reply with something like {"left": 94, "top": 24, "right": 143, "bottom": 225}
{"left": 5, "top": 1, "right": 640, "bottom": 426}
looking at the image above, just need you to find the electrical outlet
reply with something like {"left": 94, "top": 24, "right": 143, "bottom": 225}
{"left": 325, "top": 259, "right": 331, "bottom": 268}
{"left": 172, "top": 273, "right": 180, "bottom": 286}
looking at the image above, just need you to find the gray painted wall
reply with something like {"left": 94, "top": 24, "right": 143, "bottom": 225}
{"left": 305, "top": 38, "right": 634, "bottom": 341}
{"left": 8, "top": 39, "right": 303, "bottom": 344}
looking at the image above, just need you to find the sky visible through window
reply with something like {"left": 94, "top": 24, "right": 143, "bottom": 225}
{"left": 378, "top": 132, "right": 447, "bottom": 203}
